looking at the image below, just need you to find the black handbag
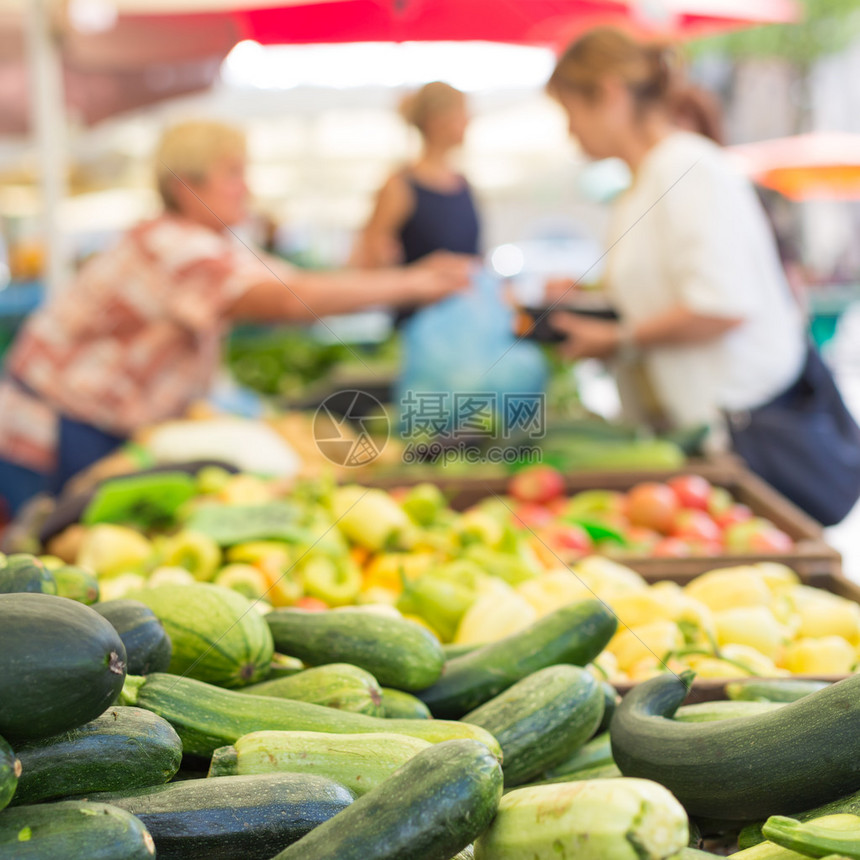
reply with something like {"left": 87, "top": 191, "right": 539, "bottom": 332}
{"left": 727, "top": 343, "right": 860, "bottom": 526}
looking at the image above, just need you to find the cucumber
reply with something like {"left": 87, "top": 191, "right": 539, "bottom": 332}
{"left": 209, "top": 731, "right": 431, "bottom": 795}
{"left": 0, "top": 735, "right": 20, "bottom": 811}
{"left": 609, "top": 671, "right": 860, "bottom": 820}
{"left": 675, "top": 701, "right": 783, "bottom": 722}
{"left": 87, "top": 772, "right": 353, "bottom": 860}
{"left": 0, "top": 593, "right": 127, "bottom": 741}
{"left": 419, "top": 601, "right": 617, "bottom": 719}
{"left": 265, "top": 654, "right": 304, "bottom": 679}
{"left": 381, "top": 688, "right": 432, "bottom": 719}
{"left": 12, "top": 707, "right": 182, "bottom": 805}
{"left": 0, "top": 555, "right": 56, "bottom": 595}
{"left": 121, "top": 672, "right": 503, "bottom": 759}
{"left": 51, "top": 565, "right": 99, "bottom": 604}
{"left": 272, "top": 739, "right": 503, "bottom": 860}
{"left": 762, "top": 813, "right": 860, "bottom": 859}
{"left": 597, "top": 681, "right": 619, "bottom": 735}
{"left": 536, "top": 762, "right": 624, "bottom": 783}
{"left": 726, "top": 679, "right": 832, "bottom": 704}
{"left": 244, "top": 663, "right": 383, "bottom": 716}
{"left": 443, "top": 643, "right": 480, "bottom": 660}
{"left": 0, "top": 799, "right": 155, "bottom": 859}
{"left": 463, "top": 665, "right": 604, "bottom": 787}
{"left": 265, "top": 609, "right": 444, "bottom": 691}
{"left": 474, "top": 778, "right": 689, "bottom": 860}
{"left": 544, "top": 731, "right": 613, "bottom": 779}
{"left": 134, "top": 584, "right": 273, "bottom": 688}
{"left": 92, "top": 600, "right": 172, "bottom": 676}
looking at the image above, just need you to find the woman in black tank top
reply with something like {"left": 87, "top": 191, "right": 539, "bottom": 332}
{"left": 352, "top": 82, "right": 480, "bottom": 324}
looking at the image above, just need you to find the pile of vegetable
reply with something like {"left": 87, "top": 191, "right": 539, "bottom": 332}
{"left": 6, "top": 557, "right": 860, "bottom": 859}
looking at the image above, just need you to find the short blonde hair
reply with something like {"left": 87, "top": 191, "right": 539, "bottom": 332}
{"left": 399, "top": 82, "right": 465, "bottom": 135}
{"left": 154, "top": 120, "right": 246, "bottom": 211}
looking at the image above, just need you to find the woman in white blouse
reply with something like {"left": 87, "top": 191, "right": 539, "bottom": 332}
{"left": 546, "top": 28, "right": 806, "bottom": 435}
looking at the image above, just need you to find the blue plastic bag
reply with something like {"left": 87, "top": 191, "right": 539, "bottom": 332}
{"left": 395, "top": 269, "right": 547, "bottom": 436}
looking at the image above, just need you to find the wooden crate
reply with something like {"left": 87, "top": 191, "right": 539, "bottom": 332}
{"left": 612, "top": 570, "right": 860, "bottom": 703}
{"left": 368, "top": 459, "right": 842, "bottom": 579}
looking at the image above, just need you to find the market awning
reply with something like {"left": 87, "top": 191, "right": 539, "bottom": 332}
{"left": 728, "top": 132, "right": 860, "bottom": 201}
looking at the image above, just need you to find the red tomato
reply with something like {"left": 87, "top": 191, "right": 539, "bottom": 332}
{"left": 668, "top": 475, "right": 712, "bottom": 511}
{"left": 512, "top": 503, "right": 554, "bottom": 530}
{"left": 716, "top": 504, "right": 754, "bottom": 530}
{"left": 295, "top": 596, "right": 330, "bottom": 611}
{"left": 672, "top": 509, "right": 722, "bottom": 543}
{"left": 509, "top": 465, "right": 566, "bottom": 505}
{"left": 652, "top": 537, "right": 694, "bottom": 558}
{"left": 749, "top": 528, "right": 794, "bottom": 553}
{"left": 626, "top": 483, "right": 680, "bottom": 534}
{"left": 707, "top": 486, "right": 734, "bottom": 519}
{"left": 544, "top": 523, "right": 592, "bottom": 555}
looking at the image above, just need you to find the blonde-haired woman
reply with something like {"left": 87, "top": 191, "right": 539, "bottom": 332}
{"left": 354, "top": 82, "right": 480, "bottom": 302}
{"left": 0, "top": 120, "right": 469, "bottom": 511}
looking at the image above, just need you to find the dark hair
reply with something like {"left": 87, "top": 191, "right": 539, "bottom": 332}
{"left": 669, "top": 85, "right": 725, "bottom": 145}
{"left": 548, "top": 27, "right": 680, "bottom": 109}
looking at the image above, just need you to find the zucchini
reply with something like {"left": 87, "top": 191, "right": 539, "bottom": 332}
{"left": 463, "top": 665, "right": 604, "bottom": 786}
{"left": 597, "top": 681, "right": 619, "bottom": 735}
{"left": 474, "top": 778, "right": 689, "bottom": 860}
{"left": 208, "top": 730, "right": 431, "bottom": 795}
{"left": 451, "top": 849, "right": 474, "bottom": 860}
{"left": 726, "top": 679, "right": 832, "bottom": 704}
{"left": 443, "top": 643, "right": 480, "bottom": 660}
{"left": 419, "top": 601, "right": 617, "bottom": 719}
{"left": 244, "top": 663, "right": 383, "bottom": 716}
{"left": 121, "top": 672, "right": 503, "bottom": 759}
{"left": 0, "top": 555, "right": 56, "bottom": 595}
{"left": 0, "top": 799, "right": 155, "bottom": 859}
{"left": 265, "top": 609, "right": 444, "bottom": 691}
{"left": 675, "top": 701, "right": 784, "bottom": 722}
{"left": 93, "top": 600, "right": 172, "bottom": 676}
{"left": 0, "top": 593, "right": 127, "bottom": 741}
{"left": 739, "top": 788, "right": 860, "bottom": 849}
{"left": 544, "top": 731, "right": 613, "bottom": 779}
{"left": 609, "top": 671, "right": 860, "bottom": 820}
{"left": 0, "top": 735, "right": 20, "bottom": 811}
{"left": 134, "top": 584, "right": 273, "bottom": 688}
{"left": 265, "top": 654, "right": 304, "bottom": 679}
{"left": 272, "top": 739, "right": 503, "bottom": 860}
{"left": 87, "top": 772, "right": 353, "bottom": 860}
{"left": 12, "top": 707, "right": 182, "bottom": 805}
{"left": 51, "top": 565, "right": 99, "bottom": 604}
{"left": 763, "top": 813, "right": 860, "bottom": 859}
{"left": 381, "top": 687, "right": 432, "bottom": 719}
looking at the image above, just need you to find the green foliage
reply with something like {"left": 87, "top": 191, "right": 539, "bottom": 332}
{"left": 694, "top": 0, "right": 860, "bottom": 65}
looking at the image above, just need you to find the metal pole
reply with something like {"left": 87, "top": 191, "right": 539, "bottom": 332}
{"left": 26, "top": 0, "right": 69, "bottom": 294}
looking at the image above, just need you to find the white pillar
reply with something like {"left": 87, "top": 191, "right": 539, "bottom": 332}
{"left": 26, "top": 0, "right": 69, "bottom": 294}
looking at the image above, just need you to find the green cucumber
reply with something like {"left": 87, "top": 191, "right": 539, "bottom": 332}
{"left": 272, "top": 739, "right": 503, "bottom": 860}
{"left": 51, "top": 565, "right": 99, "bottom": 604}
{"left": 596, "top": 681, "right": 619, "bottom": 735}
{"left": 726, "top": 679, "right": 832, "bottom": 704}
{"left": 0, "top": 735, "right": 20, "bottom": 811}
{"left": 739, "top": 788, "right": 860, "bottom": 849}
{"left": 463, "top": 665, "right": 604, "bottom": 786}
{"left": 0, "top": 799, "right": 155, "bottom": 859}
{"left": 93, "top": 599, "right": 172, "bottom": 676}
{"left": 381, "top": 687, "right": 432, "bottom": 719}
{"left": 265, "top": 609, "right": 444, "bottom": 691}
{"left": 265, "top": 654, "right": 304, "bottom": 679}
{"left": 419, "top": 601, "right": 617, "bottom": 719}
{"left": 121, "top": 672, "right": 502, "bottom": 759}
{"left": 134, "top": 584, "right": 273, "bottom": 688}
{"left": 609, "top": 671, "right": 860, "bottom": 820}
{"left": 474, "top": 778, "right": 689, "bottom": 860}
{"left": 763, "top": 814, "right": 860, "bottom": 859}
{"left": 209, "top": 730, "right": 431, "bottom": 795}
{"left": 443, "top": 643, "right": 480, "bottom": 660}
{"left": 244, "top": 663, "right": 383, "bottom": 716}
{"left": 675, "top": 701, "right": 784, "bottom": 722}
{"left": 12, "top": 707, "right": 181, "bottom": 805}
{"left": 0, "top": 593, "right": 127, "bottom": 741}
{"left": 544, "top": 731, "right": 613, "bottom": 779}
{"left": 87, "top": 772, "right": 353, "bottom": 860}
{"left": 0, "top": 555, "right": 56, "bottom": 595}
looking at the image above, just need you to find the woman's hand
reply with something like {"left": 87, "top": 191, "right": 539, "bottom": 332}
{"left": 544, "top": 277, "right": 580, "bottom": 305}
{"left": 550, "top": 312, "right": 622, "bottom": 360}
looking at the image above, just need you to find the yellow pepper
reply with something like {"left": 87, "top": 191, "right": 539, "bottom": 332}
{"left": 713, "top": 606, "right": 791, "bottom": 661}
{"left": 684, "top": 566, "right": 772, "bottom": 612}
{"left": 454, "top": 581, "right": 537, "bottom": 645}
{"left": 787, "top": 586, "right": 860, "bottom": 644}
{"left": 361, "top": 552, "right": 437, "bottom": 593}
{"left": 515, "top": 569, "right": 593, "bottom": 617}
{"left": 782, "top": 636, "right": 856, "bottom": 675}
{"left": 608, "top": 620, "right": 683, "bottom": 673}
{"left": 571, "top": 556, "right": 648, "bottom": 600}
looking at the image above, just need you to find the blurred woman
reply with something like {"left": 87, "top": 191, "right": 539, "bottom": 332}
{"left": 0, "top": 120, "right": 470, "bottom": 512}
{"left": 353, "top": 82, "right": 480, "bottom": 315}
{"left": 545, "top": 27, "right": 805, "bottom": 434}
